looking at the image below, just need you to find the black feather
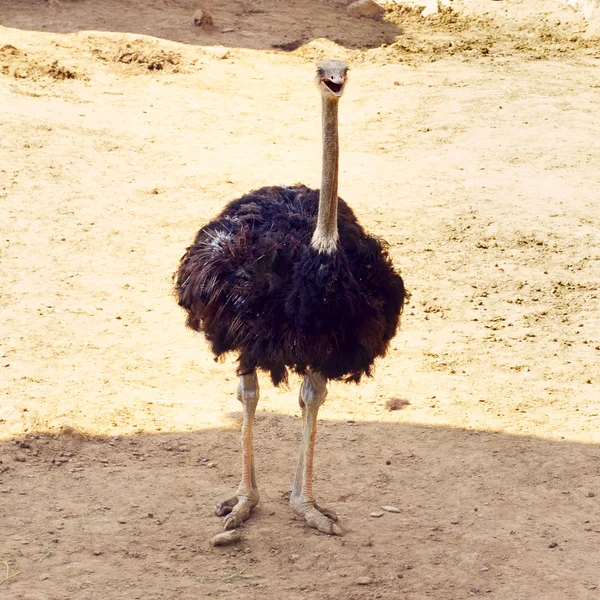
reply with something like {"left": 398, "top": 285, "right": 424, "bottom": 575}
{"left": 175, "top": 184, "right": 406, "bottom": 386}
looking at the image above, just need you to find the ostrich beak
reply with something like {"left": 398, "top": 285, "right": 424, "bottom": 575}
{"left": 321, "top": 75, "right": 346, "bottom": 97}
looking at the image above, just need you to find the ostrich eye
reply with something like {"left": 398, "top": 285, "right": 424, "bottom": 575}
{"left": 316, "top": 68, "right": 324, "bottom": 77}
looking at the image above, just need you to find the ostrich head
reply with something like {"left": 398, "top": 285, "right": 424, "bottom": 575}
{"left": 316, "top": 60, "right": 349, "bottom": 99}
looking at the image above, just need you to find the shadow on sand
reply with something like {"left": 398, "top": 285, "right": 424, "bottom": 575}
{"left": 2, "top": 415, "right": 599, "bottom": 599}
{"left": 0, "top": 0, "right": 403, "bottom": 51}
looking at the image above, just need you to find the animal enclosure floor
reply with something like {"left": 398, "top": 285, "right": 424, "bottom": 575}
{"left": 1, "top": 1, "right": 600, "bottom": 599}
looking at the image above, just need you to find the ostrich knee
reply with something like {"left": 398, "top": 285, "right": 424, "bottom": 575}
{"left": 298, "top": 370, "right": 328, "bottom": 410}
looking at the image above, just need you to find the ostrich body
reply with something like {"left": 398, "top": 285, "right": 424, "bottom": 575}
{"left": 176, "top": 60, "right": 406, "bottom": 536}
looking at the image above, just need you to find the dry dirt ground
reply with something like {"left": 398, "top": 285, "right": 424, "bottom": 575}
{"left": 1, "top": 1, "right": 600, "bottom": 599}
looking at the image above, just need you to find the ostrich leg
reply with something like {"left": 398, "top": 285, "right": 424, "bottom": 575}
{"left": 290, "top": 370, "right": 342, "bottom": 535}
{"left": 215, "top": 372, "right": 260, "bottom": 530}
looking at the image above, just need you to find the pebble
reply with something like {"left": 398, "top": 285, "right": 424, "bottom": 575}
{"left": 193, "top": 9, "right": 213, "bottom": 29}
{"left": 381, "top": 505, "right": 401, "bottom": 513}
{"left": 206, "top": 461, "right": 217, "bottom": 468}
{"left": 356, "top": 576, "right": 373, "bottom": 585}
{"left": 210, "top": 529, "right": 242, "bottom": 546}
{"left": 347, "top": 0, "right": 385, "bottom": 20}
{"left": 480, "top": 566, "right": 489, "bottom": 572}
{"left": 370, "top": 511, "right": 384, "bottom": 518}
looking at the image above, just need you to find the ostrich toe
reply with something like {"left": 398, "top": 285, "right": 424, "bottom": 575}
{"left": 314, "top": 502, "right": 338, "bottom": 521}
{"left": 293, "top": 501, "right": 343, "bottom": 535}
{"left": 215, "top": 495, "right": 257, "bottom": 530}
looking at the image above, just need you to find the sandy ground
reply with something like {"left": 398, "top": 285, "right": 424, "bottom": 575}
{"left": 1, "top": 1, "right": 600, "bottom": 598}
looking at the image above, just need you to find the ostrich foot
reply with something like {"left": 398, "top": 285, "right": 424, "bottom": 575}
{"left": 291, "top": 499, "right": 343, "bottom": 536}
{"left": 215, "top": 494, "right": 258, "bottom": 530}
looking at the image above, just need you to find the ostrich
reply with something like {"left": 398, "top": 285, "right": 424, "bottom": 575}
{"left": 175, "top": 60, "right": 406, "bottom": 536}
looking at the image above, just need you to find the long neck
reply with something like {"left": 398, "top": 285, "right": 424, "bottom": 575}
{"left": 311, "top": 95, "right": 339, "bottom": 254}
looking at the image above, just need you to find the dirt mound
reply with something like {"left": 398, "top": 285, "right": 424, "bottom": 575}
{"left": 291, "top": 4, "right": 600, "bottom": 66}
{"left": 0, "top": 44, "right": 83, "bottom": 80}
{"left": 87, "top": 37, "right": 187, "bottom": 73}
{"left": 364, "top": 5, "right": 600, "bottom": 63}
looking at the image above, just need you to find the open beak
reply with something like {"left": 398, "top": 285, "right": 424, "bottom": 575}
{"left": 321, "top": 76, "right": 345, "bottom": 97}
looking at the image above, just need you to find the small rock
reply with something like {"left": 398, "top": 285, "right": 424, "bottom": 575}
{"left": 356, "top": 576, "right": 373, "bottom": 585}
{"left": 370, "top": 511, "right": 384, "bottom": 518}
{"left": 93, "top": 550, "right": 103, "bottom": 556}
{"left": 347, "top": 0, "right": 385, "bottom": 20}
{"left": 193, "top": 9, "right": 214, "bottom": 29}
{"left": 381, "top": 505, "right": 401, "bottom": 513}
{"left": 386, "top": 397, "right": 408, "bottom": 411}
{"left": 221, "top": 27, "right": 234, "bottom": 33}
{"left": 548, "top": 541, "right": 558, "bottom": 548}
{"left": 480, "top": 566, "right": 489, "bottom": 572}
{"left": 210, "top": 529, "right": 242, "bottom": 546}
{"left": 206, "top": 461, "right": 217, "bottom": 468}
